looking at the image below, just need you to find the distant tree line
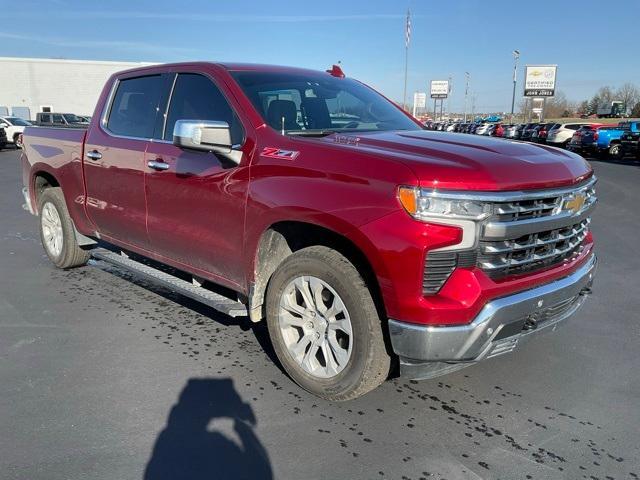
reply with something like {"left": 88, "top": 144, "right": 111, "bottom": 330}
{"left": 518, "top": 83, "right": 640, "bottom": 119}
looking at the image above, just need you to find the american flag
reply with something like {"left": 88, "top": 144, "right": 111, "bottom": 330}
{"left": 405, "top": 9, "right": 411, "bottom": 48}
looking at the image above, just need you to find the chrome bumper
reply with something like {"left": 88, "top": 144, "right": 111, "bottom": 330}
{"left": 22, "top": 187, "right": 35, "bottom": 215}
{"left": 389, "top": 254, "right": 597, "bottom": 380}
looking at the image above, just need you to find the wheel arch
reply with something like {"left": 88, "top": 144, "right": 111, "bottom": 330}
{"left": 249, "top": 220, "right": 386, "bottom": 324}
{"left": 32, "top": 170, "right": 60, "bottom": 213}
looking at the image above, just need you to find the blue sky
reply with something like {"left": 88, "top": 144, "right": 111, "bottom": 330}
{"left": 3, "top": 0, "right": 639, "bottom": 113}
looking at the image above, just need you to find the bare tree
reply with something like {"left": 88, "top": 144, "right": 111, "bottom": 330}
{"left": 616, "top": 83, "right": 640, "bottom": 115}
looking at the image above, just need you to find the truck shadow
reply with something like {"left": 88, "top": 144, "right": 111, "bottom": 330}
{"left": 144, "top": 378, "right": 273, "bottom": 480}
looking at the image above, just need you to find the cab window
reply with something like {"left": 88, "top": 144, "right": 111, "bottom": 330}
{"left": 107, "top": 75, "right": 164, "bottom": 138}
{"left": 163, "top": 73, "right": 243, "bottom": 144}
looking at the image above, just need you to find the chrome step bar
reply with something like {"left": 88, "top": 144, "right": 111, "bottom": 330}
{"left": 90, "top": 249, "right": 248, "bottom": 317}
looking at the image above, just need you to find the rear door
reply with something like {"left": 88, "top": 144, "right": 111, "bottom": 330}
{"left": 84, "top": 74, "right": 167, "bottom": 249}
{"left": 143, "top": 71, "right": 250, "bottom": 287}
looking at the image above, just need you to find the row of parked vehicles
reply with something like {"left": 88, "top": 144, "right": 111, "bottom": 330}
{"left": 425, "top": 120, "right": 640, "bottom": 159}
{"left": 0, "top": 112, "right": 92, "bottom": 150}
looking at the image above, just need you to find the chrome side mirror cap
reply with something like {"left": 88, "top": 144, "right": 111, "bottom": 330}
{"left": 173, "top": 120, "right": 241, "bottom": 164}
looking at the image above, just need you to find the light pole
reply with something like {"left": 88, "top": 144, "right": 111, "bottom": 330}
{"left": 447, "top": 75, "right": 452, "bottom": 120}
{"left": 510, "top": 50, "right": 520, "bottom": 122}
{"left": 463, "top": 72, "right": 470, "bottom": 122}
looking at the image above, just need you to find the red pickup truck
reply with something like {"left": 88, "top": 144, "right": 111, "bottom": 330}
{"left": 21, "top": 62, "right": 597, "bottom": 400}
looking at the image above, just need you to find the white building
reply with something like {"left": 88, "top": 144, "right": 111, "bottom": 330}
{"left": 0, "top": 57, "right": 152, "bottom": 120}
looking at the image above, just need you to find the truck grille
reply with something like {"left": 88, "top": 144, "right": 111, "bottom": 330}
{"left": 422, "top": 179, "right": 596, "bottom": 293}
{"left": 478, "top": 219, "right": 589, "bottom": 279}
{"left": 492, "top": 196, "right": 561, "bottom": 222}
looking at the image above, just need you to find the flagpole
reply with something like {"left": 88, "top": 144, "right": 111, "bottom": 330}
{"left": 403, "top": 45, "right": 408, "bottom": 111}
{"left": 402, "top": 9, "right": 410, "bottom": 111}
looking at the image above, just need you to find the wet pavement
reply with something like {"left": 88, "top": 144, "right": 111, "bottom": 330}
{"left": 1, "top": 148, "right": 639, "bottom": 480}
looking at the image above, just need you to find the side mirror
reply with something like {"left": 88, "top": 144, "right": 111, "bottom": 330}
{"left": 173, "top": 119, "right": 241, "bottom": 164}
{"left": 173, "top": 119, "right": 231, "bottom": 151}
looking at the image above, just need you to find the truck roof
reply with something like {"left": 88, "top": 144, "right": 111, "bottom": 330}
{"left": 111, "top": 61, "right": 333, "bottom": 78}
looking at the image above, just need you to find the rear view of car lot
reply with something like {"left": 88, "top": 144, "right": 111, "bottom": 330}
{"left": 1, "top": 147, "right": 639, "bottom": 479}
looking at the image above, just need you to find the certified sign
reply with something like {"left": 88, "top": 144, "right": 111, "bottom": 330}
{"left": 430, "top": 80, "right": 449, "bottom": 99}
{"left": 524, "top": 65, "right": 557, "bottom": 97}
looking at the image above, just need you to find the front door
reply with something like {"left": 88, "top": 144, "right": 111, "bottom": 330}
{"left": 84, "top": 74, "right": 165, "bottom": 249}
{"left": 144, "top": 72, "right": 249, "bottom": 288}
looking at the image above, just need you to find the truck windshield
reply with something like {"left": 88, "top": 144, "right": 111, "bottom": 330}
{"left": 231, "top": 71, "right": 421, "bottom": 136}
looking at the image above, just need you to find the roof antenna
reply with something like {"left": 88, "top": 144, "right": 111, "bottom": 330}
{"left": 281, "top": 116, "right": 285, "bottom": 135}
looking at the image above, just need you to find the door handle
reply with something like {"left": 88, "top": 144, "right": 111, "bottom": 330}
{"left": 147, "top": 159, "right": 170, "bottom": 171}
{"left": 86, "top": 150, "right": 102, "bottom": 161}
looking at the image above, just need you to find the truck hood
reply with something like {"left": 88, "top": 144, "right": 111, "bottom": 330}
{"left": 323, "top": 130, "right": 592, "bottom": 191}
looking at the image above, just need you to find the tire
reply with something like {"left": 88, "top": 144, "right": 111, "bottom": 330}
{"left": 13, "top": 134, "right": 22, "bottom": 149}
{"left": 265, "top": 246, "right": 390, "bottom": 401}
{"left": 38, "top": 187, "right": 90, "bottom": 269}
{"left": 608, "top": 143, "right": 621, "bottom": 158}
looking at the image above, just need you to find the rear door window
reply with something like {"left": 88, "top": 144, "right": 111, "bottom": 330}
{"left": 107, "top": 75, "right": 164, "bottom": 138}
{"left": 52, "top": 114, "right": 65, "bottom": 124}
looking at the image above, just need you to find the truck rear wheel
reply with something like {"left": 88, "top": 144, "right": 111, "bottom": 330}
{"left": 608, "top": 143, "right": 621, "bottom": 158}
{"left": 265, "top": 246, "right": 390, "bottom": 401}
{"left": 38, "top": 187, "right": 90, "bottom": 269}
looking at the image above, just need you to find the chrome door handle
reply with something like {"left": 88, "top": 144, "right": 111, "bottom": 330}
{"left": 86, "top": 150, "right": 102, "bottom": 161}
{"left": 147, "top": 160, "right": 170, "bottom": 171}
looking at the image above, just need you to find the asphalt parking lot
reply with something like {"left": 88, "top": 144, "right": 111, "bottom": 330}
{"left": 1, "top": 147, "right": 639, "bottom": 480}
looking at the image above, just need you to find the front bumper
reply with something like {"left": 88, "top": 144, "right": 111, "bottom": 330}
{"left": 389, "top": 253, "right": 597, "bottom": 379}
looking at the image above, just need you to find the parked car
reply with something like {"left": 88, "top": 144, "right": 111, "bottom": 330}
{"left": 520, "top": 123, "right": 538, "bottom": 141}
{"left": 475, "top": 123, "right": 490, "bottom": 135}
{"left": 546, "top": 123, "right": 589, "bottom": 148}
{"left": 0, "top": 116, "right": 32, "bottom": 148}
{"left": 620, "top": 121, "right": 640, "bottom": 158}
{"left": 0, "top": 126, "right": 7, "bottom": 150}
{"left": 35, "top": 112, "right": 90, "bottom": 128}
{"left": 531, "top": 123, "right": 556, "bottom": 144}
{"left": 591, "top": 122, "right": 640, "bottom": 157}
{"left": 21, "top": 62, "right": 597, "bottom": 400}
{"left": 567, "top": 124, "right": 605, "bottom": 154}
{"left": 491, "top": 123, "right": 505, "bottom": 137}
{"left": 503, "top": 124, "right": 517, "bottom": 138}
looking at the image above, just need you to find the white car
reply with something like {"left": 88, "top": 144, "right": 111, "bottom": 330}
{"left": 475, "top": 123, "right": 490, "bottom": 135}
{"left": 546, "top": 123, "right": 589, "bottom": 148}
{"left": 0, "top": 116, "right": 32, "bottom": 148}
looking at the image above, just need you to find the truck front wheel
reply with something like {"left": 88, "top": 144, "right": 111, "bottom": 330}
{"left": 38, "top": 187, "right": 90, "bottom": 269}
{"left": 265, "top": 246, "right": 390, "bottom": 401}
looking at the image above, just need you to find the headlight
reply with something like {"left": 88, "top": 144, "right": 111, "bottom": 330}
{"left": 398, "top": 186, "right": 492, "bottom": 250}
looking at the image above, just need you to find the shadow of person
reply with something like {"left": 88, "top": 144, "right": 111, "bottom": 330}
{"left": 144, "top": 378, "right": 273, "bottom": 480}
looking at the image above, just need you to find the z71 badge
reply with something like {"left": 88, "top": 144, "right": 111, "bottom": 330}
{"left": 260, "top": 147, "right": 299, "bottom": 160}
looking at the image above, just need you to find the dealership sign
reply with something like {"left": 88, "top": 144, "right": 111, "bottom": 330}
{"left": 524, "top": 65, "right": 557, "bottom": 97}
{"left": 413, "top": 92, "right": 427, "bottom": 108}
{"left": 430, "top": 80, "right": 449, "bottom": 99}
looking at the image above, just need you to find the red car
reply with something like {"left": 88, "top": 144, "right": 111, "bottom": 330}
{"left": 20, "top": 62, "right": 597, "bottom": 400}
{"left": 490, "top": 123, "right": 505, "bottom": 137}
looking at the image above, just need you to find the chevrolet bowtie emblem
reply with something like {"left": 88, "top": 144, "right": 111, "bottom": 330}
{"left": 564, "top": 193, "right": 586, "bottom": 214}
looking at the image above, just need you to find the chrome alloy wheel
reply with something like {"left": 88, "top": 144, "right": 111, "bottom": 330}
{"left": 41, "top": 202, "right": 64, "bottom": 257}
{"left": 278, "top": 276, "right": 353, "bottom": 379}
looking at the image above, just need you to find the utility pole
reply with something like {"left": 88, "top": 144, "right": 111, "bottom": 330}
{"left": 463, "top": 72, "right": 470, "bottom": 122}
{"left": 510, "top": 50, "right": 520, "bottom": 123}
{"left": 471, "top": 92, "right": 476, "bottom": 118}
{"left": 447, "top": 75, "right": 452, "bottom": 120}
{"left": 402, "top": 9, "right": 411, "bottom": 111}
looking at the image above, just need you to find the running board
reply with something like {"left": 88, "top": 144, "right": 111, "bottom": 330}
{"left": 90, "top": 249, "right": 247, "bottom": 317}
